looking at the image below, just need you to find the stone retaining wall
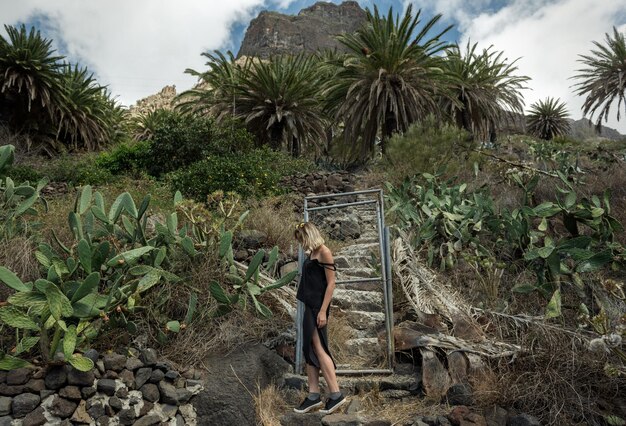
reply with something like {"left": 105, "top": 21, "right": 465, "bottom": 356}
{"left": 0, "top": 348, "right": 202, "bottom": 426}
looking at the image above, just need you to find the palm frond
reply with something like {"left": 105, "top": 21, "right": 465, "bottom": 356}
{"left": 572, "top": 27, "right": 626, "bottom": 129}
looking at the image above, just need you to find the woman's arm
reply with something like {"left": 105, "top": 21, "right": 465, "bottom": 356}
{"left": 317, "top": 246, "right": 336, "bottom": 328}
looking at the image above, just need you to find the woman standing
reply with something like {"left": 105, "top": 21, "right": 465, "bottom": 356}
{"left": 293, "top": 222, "right": 346, "bottom": 414}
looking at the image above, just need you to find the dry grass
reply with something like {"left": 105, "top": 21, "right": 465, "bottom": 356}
{"left": 245, "top": 195, "right": 300, "bottom": 254}
{"left": 254, "top": 384, "right": 290, "bottom": 426}
{"left": 471, "top": 312, "right": 626, "bottom": 425}
{"left": 327, "top": 310, "right": 357, "bottom": 366}
{"left": 357, "top": 385, "right": 449, "bottom": 425}
{"left": 0, "top": 236, "right": 39, "bottom": 282}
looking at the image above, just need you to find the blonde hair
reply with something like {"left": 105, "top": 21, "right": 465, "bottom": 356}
{"left": 294, "top": 222, "right": 325, "bottom": 252}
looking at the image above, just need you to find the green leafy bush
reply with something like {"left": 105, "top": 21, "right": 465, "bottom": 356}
{"left": 0, "top": 184, "right": 195, "bottom": 370}
{"left": 168, "top": 147, "right": 313, "bottom": 200}
{"left": 1, "top": 164, "right": 43, "bottom": 184}
{"left": 42, "top": 155, "right": 114, "bottom": 186}
{"left": 209, "top": 231, "right": 297, "bottom": 317}
{"left": 141, "top": 111, "right": 253, "bottom": 177}
{"left": 95, "top": 139, "right": 151, "bottom": 175}
{"left": 385, "top": 118, "right": 476, "bottom": 183}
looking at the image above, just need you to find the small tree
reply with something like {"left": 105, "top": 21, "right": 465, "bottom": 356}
{"left": 527, "top": 97, "right": 571, "bottom": 140}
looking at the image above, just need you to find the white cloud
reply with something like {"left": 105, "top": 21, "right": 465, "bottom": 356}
{"left": 415, "top": 0, "right": 626, "bottom": 132}
{"left": 0, "top": 0, "right": 285, "bottom": 107}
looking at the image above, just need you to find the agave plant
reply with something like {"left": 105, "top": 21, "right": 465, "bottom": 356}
{"left": 325, "top": 5, "right": 453, "bottom": 157}
{"left": 572, "top": 27, "right": 626, "bottom": 129}
{"left": 526, "top": 97, "right": 571, "bottom": 140}
{"left": 442, "top": 42, "right": 529, "bottom": 141}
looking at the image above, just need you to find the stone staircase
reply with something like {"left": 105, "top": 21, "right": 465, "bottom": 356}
{"left": 309, "top": 193, "right": 389, "bottom": 370}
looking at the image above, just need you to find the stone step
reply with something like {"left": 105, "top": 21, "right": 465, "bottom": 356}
{"left": 282, "top": 372, "right": 418, "bottom": 393}
{"left": 340, "top": 281, "right": 385, "bottom": 291}
{"left": 343, "top": 310, "right": 386, "bottom": 330}
{"left": 338, "top": 243, "right": 379, "bottom": 256}
{"left": 334, "top": 255, "right": 373, "bottom": 269}
{"left": 337, "top": 267, "right": 378, "bottom": 279}
{"left": 333, "top": 289, "right": 383, "bottom": 311}
{"left": 344, "top": 337, "right": 382, "bottom": 359}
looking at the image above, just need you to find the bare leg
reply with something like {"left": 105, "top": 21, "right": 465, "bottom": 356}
{"left": 311, "top": 329, "right": 340, "bottom": 393}
{"left": 306, "top": 363, "right": 320, "bottom": 393}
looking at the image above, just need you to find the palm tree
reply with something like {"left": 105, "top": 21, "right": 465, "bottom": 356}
{"left": 572, "top": 27, "right": 626, "bottom": 130}
{"left": 55, "top": 65, "right": 124, "bottom": 151}
{"left": 235, "top": 54, "right": 327, "bottom": 155}
{"left": 325, "top": 5, "right": 453, "bottom": 157}
{"left": 176, "top": 50, "right": 248, "bottom": 119}
{"left": 180, "top": 52, "right": 327, "bottom": 156}
{"left": 526, "top": 97, "right": 570, "bottom": 140}
{"left": 0, "top": 24, "right": 64, "bottom": 131}
{"left": 442, "top": 42, "right": 529, "bottom": 141}
{"left": 0, "top": 25, "right": 121, "bottom": 153}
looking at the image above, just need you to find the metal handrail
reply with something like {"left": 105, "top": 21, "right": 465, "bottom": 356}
{"left": 295, "top": 189, "right": 393, "bottom": 376}
{"left": 304, "top": 188, "right": 382, "bottom": 201}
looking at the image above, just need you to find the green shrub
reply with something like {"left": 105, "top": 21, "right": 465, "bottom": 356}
{"left": 168, "top": 147, "right": 312, "bottom": 200}
{"left": 385, "top": 117, "right": 475, "bottom": 183}
{"left": 95, "top": 139, "right": 151, "bottom": 175}
{"left": 2, "top": 164, "right": 42, "bottom": 183}
{"left": 143, "top": 111, "right": 253, "bottom": 177}
{"left": 42, "top": 155, "right": 114, "bottom": 186}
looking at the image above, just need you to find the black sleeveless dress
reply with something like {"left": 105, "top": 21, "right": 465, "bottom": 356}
{"left": 296, "top": 255, "right": 337, "bottom": 369}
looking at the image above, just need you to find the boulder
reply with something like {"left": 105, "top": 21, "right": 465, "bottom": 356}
{"left": 192, "top": 344, "right": 290, "bottom": 426}
{"left": 67, "top": 368, "right": 95, "bottom": 387}
{"left": 97, "top": 378, "right": 117, "bottom": 396}
{"left": 21, "top": 406, "right": 46, "bottom": 426}
{"left": 0, "top": 397, "right": 10, "bottom": 416}
{"left": 135, "top": 368, "right": 152, "bottom": 389}
{"left": 48, "top": 396, "right": 77, "bottom": 419}
{"left": 44, "top": 366, "right": 67, "bottom": 389}
{"left": 11, "top": 392, "right": 40, "bottom": 418}
{"left": 6, "top": 368, "right": 31, "bottom": 385}
{"left": 70, "top": 400, "right": 92, "bottom": 424}
{"left": 103, "top": 353, "right": 127, "bottom": 372}
{"left": 140, "top": 383, "right": 160, "bottom": 402}
{"left": 239, "top": 230, "right": 268, "bottom": 250}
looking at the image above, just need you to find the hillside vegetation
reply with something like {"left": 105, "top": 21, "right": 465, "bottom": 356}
{"left": 0, "top": 6, "right": 625, "bottom": 425}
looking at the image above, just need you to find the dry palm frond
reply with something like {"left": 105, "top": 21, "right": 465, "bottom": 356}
{"left": 392, "top": 231, "right": 522, "bottom": 356}
{"left": 392, "top": 231, "right": 473, "bottom": 323}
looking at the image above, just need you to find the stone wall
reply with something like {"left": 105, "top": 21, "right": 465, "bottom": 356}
{"left": 0, "top": 348, "right": 202, "bottom": 426}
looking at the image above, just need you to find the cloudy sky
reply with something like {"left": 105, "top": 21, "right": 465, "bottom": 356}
{"left": 2, "top": 0, "right": 626, "bottom": 132}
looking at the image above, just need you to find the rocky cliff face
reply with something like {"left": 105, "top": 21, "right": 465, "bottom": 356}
{"left": 237, "top": 1, "right": 367, "bottom": 59}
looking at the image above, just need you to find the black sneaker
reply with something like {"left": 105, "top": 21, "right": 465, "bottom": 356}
{"left": 293, "top": 396, "right": 323, "bottom": 413}
{"left": 319, "top": 394, "right": 347, "bottom": 414}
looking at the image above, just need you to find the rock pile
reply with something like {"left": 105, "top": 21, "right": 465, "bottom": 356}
{"left": 281, "top": 171, "right": 356, "bottom": 200}
{"left": 0, "top": 348, "right": 202, "bottom": 426}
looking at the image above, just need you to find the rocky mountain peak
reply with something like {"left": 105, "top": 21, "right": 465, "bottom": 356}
{"left": 237, "top": 1, "right": 367, "bottom": 59}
